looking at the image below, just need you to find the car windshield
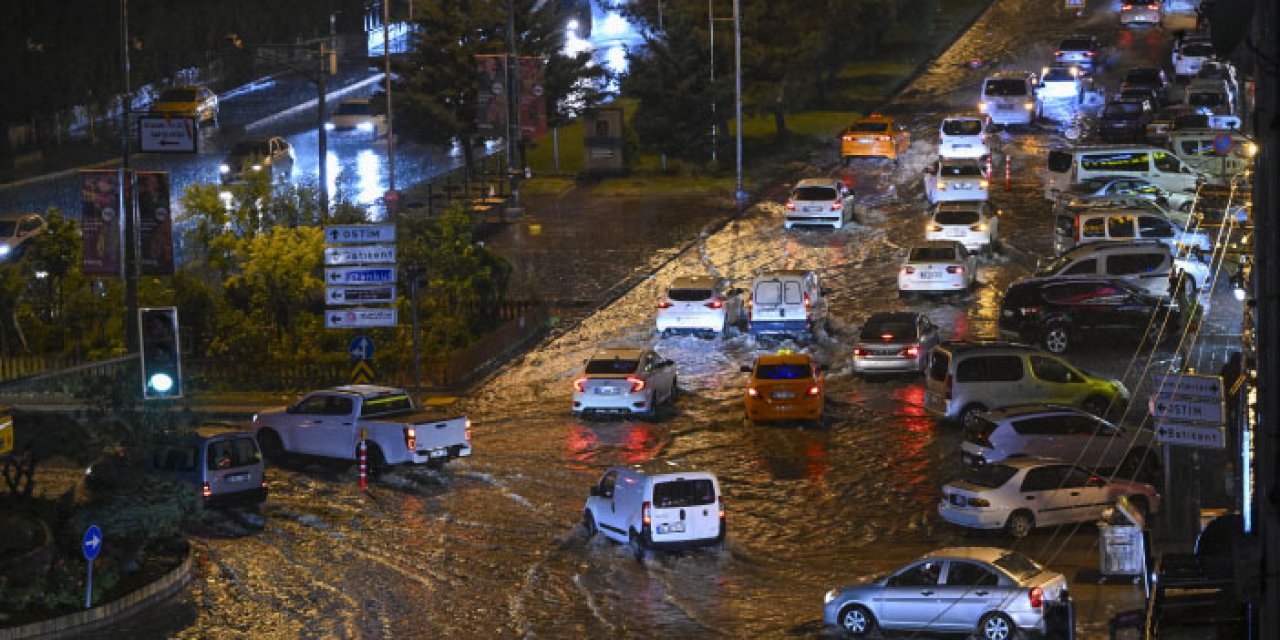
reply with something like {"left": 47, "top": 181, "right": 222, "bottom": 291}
{"left": 653, "top": 479, "right": 716, "bottom": 508}
{"left": 1044, "top": 68, "right": 1075, "bottom": 82}
{"left": 585, "top": 359, "right": 639, "bottom": 375}
{"left": 993, "top": 550, "right": 1043, "bottom": 579}
{"left": 910, "top": 247, "right": 957, "bottom": 262}
{"left": 1188, "top": 92, "right": 1224, "bottom": 107}
{"left": 1105, "top": 103, "right": 1143, "bottom": 116}
{"left": 793, "top": 186, "right": 838, "bottom": 201}
{"left": 0, "top": 221, "right": 16, "bottom": 236}
{"left": 1060, "top": 38, "right": 1095, "bottom": 51}
{"left": 335, "top": 101, "right": 375, "bottom": 116}
{"left": 849, "top": 122, "right": 889, "bottom": 133}
{"left": 984, "top": 79, "right": 1027, "bottom": 96}
{"left": 1183, "top": 43, "right": 1215, "bottom": 57}
{"left": 942, "top": 120, "right": 983, "bottom": 135}
{"left": 667, "top": 288, "right": 713, "bottom": 302}
{"left": 755, "top": 363, "right": 813, "bottom": 380}
{"left": 230, "top": 140, "right": 271, "bottom": 156}
{"left": 935, "top": 209, "right": 980, "bottom": 225}
{"left": 859, "top": 320, "right": 915, "bottom": 341}
{"left": 941, "top": 164, "right": 983, "bottom": 177}
{"left": 964, "top": 463, "right": 1018, "bottom": 488}
{"left": 158, "top": 88, "right": 198, "bottom": 103}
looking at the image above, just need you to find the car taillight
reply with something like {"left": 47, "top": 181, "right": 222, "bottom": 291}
{"left": 627, "top": 376, "right": 646, "bottom": 393}
{"left": 464, "top": 419, "right": 472, "bottom": 442}
{"left": 642, "top": 501, "right": 652, "bottom": 526}
{"left": 947, "top": 265, "right": 965, "bottom": 274}
{"left": 903, "top": 346, "right": 920, "bottom": 357}
{"left": 1029, "top": 586, "right": 1044, "bottom": 608}
{"left": 842, "top": 135, "right": 854, "bottom": 142}
{"left": 718, "top": 495, "right": 726, "bottom": 519}
{"left": 574, "top": 377, "right": 587, "bottom": 392}
{"left": 747, "top": 387, "right": 759, "bottom": 397}
{"left": 1054, "top": 50, "right": 1062, "bottom": 57}
{"left": 1147, "top": 3, "right": 1158, "bottom": 8}
{"left": 261, "top": 478, "right": 268, "bottom": 490}
{"left": 945, "top": 374, "right": 953, "bottom": 400}
{"left": 967, "top": 497, "right": 991, "bottom": 507}
{"left": 904, "top": 266, "right": 916, "bottom": 275}
{"left": 878, "top": 135, "right": 890, "bottom": 142}
{"left": 1019, "top": 306, "right": 1042, "bottom": 316}
{"left": 980, "top": 179, "right": 990, "bottom": 189}
{"left": 1085, "top": 51, "right": 1096, "bottom": 57}
{"left": 831, "top": 200, "right": 843, "bottom": 211}
{"left": 928, "top": 224, "right": 943, "bottom": 232}
{"left": 938, "top": 180, "right": 948, "bottom": 190}
{"left": 804, "top": 292, "right": 811, "bottom": 310}
{"left": 806, "top": 385, "right": 821, "bottom": 396}
{"left": 657, "top": 300, "right": 673, "bottom": 309}
{"left": 853, "top": 348, "right": 867, "bottom": 357}
{"left": 1122, "top": 3, "right": 1132, "bottom": 8}
{"left": 202, "top": 482, "right": 211, "bottom": 499}
{"left": 404, "top": 427, "right": 416, "bottom": 451}
{"left": 881, "top": 333, "right": 895, "bottom": 341}
{"left": 1074, "top": 216, "right": 1081, "bottom": 241}
{"left": 785, "top": 200, "right": 796, "bottom": 211}
{"left": 705, "top": 299, "right": 723, "bottom": 309}
{"left": 1024, "top": 102, "right": 1035, "bottom": 111}
{"left": 971, "top": 223, "right": 989, "bottom": 231}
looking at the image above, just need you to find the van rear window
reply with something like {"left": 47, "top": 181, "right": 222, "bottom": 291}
{"left": 208, "top": 438, "right": 260, "bottom": 470}
{"left": 984, "top": 79, "right": 1028, "bottom": 96}
{"left": 754, "top": 281, "right": 803, "bottom": 305}
{"left": 653, "top": 479, "right": 716, "bottom": 508}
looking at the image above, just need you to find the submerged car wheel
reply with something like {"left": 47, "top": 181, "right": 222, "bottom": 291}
{"left": 1043, "top": 324, "right": 1070, "bottom": 354}
{"left": 838, "top": 604, "right": 876, "bottom": 637}
{"left": 960, "top": 404, "right": 988, "bottom": 430}
{"left": 1006, "top": 510, "right": 1035, "bottom": 539}
{"left": 979, "top": 612, "right": 1018, "bottom": 640}
{"left": 583, "top": 511, "right": 597, "bottom": 538}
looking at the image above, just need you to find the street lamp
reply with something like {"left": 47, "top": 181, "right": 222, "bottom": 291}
{"left": 732, "top": 0, "right": 745, "bottom": 202}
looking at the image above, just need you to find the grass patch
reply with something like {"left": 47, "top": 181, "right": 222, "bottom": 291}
{"left": 521, "top": 176, "right": 577, "bottom": 197}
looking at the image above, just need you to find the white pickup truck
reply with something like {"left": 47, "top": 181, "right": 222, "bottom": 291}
{"left": 252, "top": 385, "right": 471, "bottom": 475}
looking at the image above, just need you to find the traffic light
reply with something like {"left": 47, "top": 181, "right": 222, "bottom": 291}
{"left": 139, "top": 307, "right": 182, "bottom": 399}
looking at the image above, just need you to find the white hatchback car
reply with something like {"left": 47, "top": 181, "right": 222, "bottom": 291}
{"left": 572, "top": 348, "right": 678, "bottom": 419}
{"left": 938, "top": 115, "right": 991, "bottom": 159}
{"left": 785, "top": 178, "right": 856, "bottom": 229}
{"left": 939, "top": 458, "right": 1161, "bottom": 537}
{"left": 923, "top": 158, "right": 989, "bottom": 204}
{"left": 960, "top": 404, "right": 1159, "bottom": 477}
{"left": 898, "top": 241, "right": 977, "bottom": 297}
{"left": 926, "top": 201, "right": 1000, "bottom": 255}
{"left": 655, "top": 275, "right": 743, "bottom": 337}
{"left": 1173, "top": 37, "right": 1215, "bottom": 79}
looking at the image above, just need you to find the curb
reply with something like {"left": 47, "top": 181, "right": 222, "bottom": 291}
{"left": 0, "top": 544, "right": 194, "bottom": 640}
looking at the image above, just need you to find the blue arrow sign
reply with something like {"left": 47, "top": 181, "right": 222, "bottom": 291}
{"left": 82, "top": 525, "right": 103, "bottom": 560}
{"left": 349, "top": 335, "right": 375, "bottom": 362}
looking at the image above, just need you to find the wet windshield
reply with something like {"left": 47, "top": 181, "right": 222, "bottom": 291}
{"left": 585, "top": 359, "right": 639, "bottom": 375}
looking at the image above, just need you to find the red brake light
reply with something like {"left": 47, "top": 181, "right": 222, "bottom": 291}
{"left": 806, "top": 385, "right": 821, "bottom": 396}
{"left": 853, "top": 347, "right": 867, "bottom": 356}
{"left": 642, "top": 501, "right": 652, "bottom": 526}
{"left": 878, "top": 135, "right": 890, "bottom": 142}
{"left": 747, "top": 387, "right": 759, "bottom": 397}
{"left": 1147, "top": 3, "right": 1158, "bottom": 8}
{"left": 1085, "top": 51, "right": 1096, "bottom": 57}
{"left": 573, "top": 377, "right": 587, "bottom": 392}
{"left": 657, "top": 300, "right": 673, "bottom": 309}
{"left": 705, "top": 299, "right": 723, "bottom": 309}
{"left": 903, "top": 346, "right": 920, "bottom": 357}
{"left": 718, "top": 495, "right": 725, "bottom": 519}
{"left": 1029, "top": 586, "right": 1044, "bottom": 608}
{"left": 929, "top": 224, "right": 943, "bottom": 232}
{"left": 785, "top": 200, "right": 796, "bottom": 211}
{"left": 803, "top": 292, "right": 811, "bottom": 310}
{"left": 947, "top": 265, "right": 965, "bottom": 274}
{"left": 831, "top": 200, "right": 843, "bottom": 211}
{"left": 464, "top": 419, "right": 472, "bottom": 442}
{"left": 627, "top": 376, "right": 646, "bottom": 393}
{"left": 404, "top": 427, "right": 417, "bottom": 451}
{"left": 201, "top": 481, "right": 211, "bottom": 499}
{"left": 904, "top": 266, "right": 916, "bottom": 274}
{"left": 842, "top": 135, "right": 854, "bottom": 142}
{"left": 1122, "top": 3, "right": 1132, "bottom": 8}
{"left": 1054, "top": 50, "right": 1063, "bottom": 57}
{"left": 1019, "top": 306, "right": 1042, "bottom": 316}
{"left": 881, "top": 333, "right": 895, "bottom": 341}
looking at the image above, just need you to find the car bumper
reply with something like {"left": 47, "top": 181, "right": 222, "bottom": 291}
{"left": 899, "top": 276, "right": 969, "bottom": 291}
{"left": 985, "top": 108, "right": 1033, "bottom": 125}
{"left": 749, "top": 319, "right": 812, "bottom": 337}
{"left": 926, "top": 231, "right": 989, "bottom": 252}
{"left": 842, "top": 142, "right": 898, "bottom": 160}
{"left": 205, "top": 486, "right": 268, "bottom": 508}
{"left": 657, "top": 313, "right": 726, "bottom": 333}
{"left": 746, "top": 396, "right": 823, "bottom": 421}
{"left": 938, "top": 501, "right": 1008, "bottom": 529}
{"left": 409, "top": 443, "right": 471, "bottom": 464}
{"left": 932, "top": 189, "right": 989, "bottom": 203}
{"left": 1121, "top": 12, "right": 1160, "bottom": 23}
{"left": 853, "top": 356, "right": 920, "bottom": 374}
{"left": 785, "top": 214, "right": 845, "bottom": 229}
{"left": 574, "top": 392, "right": 650, "bottom": 415}
{"left": 940, "top": 143, "right": 988, "bottom": 159}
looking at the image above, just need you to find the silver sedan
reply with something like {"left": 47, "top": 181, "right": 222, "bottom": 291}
{"left": 823, "top": 546, "right": 1071, "bottom": 639}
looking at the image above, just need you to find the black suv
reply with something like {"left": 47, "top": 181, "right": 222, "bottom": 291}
{"left": 998, "top": 277, "right": 1180, "bottom": 354}
{"left": 1099, "top": 99, "right": 1153, "bottom": 142}
{"left": 1121, "top": 67, "right": 1170, "bottom": 105}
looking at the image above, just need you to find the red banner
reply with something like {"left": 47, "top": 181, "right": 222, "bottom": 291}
{"left": 518, "top": 56, "right": 547, "bottom": 140}
{"left": 475, "top": 55, "right": 507, "bottom": 136}
{"left": 137, "top": 171, "right": 174, "bottom": 276}
{"left": 81, "top": 170, "right": 121, "bottom": 277}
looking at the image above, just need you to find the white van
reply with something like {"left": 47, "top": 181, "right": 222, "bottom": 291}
{"left": 1043, "top": 145, "right": 1200, "bottom": 201}
{"left": 1169, "top": 129, "right": 1256, "bottom": 185}
{"left": 583, "top": 465, "right": 725, "bottom": 557}
{"left": 747, "top": 270, "right": 828, "bottom": 340}
{"left": 979, "top": 72, "right": 1038, "bottom": 127}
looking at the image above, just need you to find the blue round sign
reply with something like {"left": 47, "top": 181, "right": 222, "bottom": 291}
{"left": 82, "top": 525, "right": 103, "bottom": 560}
{"left": 348, "top": 335, "right": 375, "bottom": 362}
{"left": 1213, "top": 133, "right": 1234, "bottom": 156}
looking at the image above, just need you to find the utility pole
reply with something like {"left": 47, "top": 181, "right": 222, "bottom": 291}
{"left": 709, "top": 0, "right": 716, "bottom": 164}
{"left": 119, "top": 0, "right": 140, "bottom": 351}
{"left": 733, "top": 0, "right": 745, "bottom": 202}
{"left": 505, "top": 0, "right": 524, "bottom": 217}
{"left": 383, "top": 0, "right": 397, "bottom": 212}
{"left": 318, "top": 42, "right": 329, "bottom": 214}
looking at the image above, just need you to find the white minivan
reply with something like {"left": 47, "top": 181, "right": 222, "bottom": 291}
{"left": 583, "top": 464, "right": 725, "bottom": 557}
{"left": 979, "top": 72, "right": 1038, "bottom": 127}
{"left": 1043, "top": 145, "right": 1200, "bottom": 201}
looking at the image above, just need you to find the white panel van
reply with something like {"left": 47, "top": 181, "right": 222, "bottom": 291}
{"left": 1043, "top": 145, "right": 1200, "bottom": 201}
{"left": 584, "top": 465, "right": 725, "bottom": 558}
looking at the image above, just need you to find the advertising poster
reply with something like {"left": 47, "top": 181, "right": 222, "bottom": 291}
{"left": 518, "top": 56, "right": 547, "bottom": 140}
{"left": 475, "top": 54, "right": 508, "bottom": 136}
{"left": 81, "top": 170, "right": 121, "bottom": 277}
{"left": 137, "top": 171, "right": 174, "bottom": 275}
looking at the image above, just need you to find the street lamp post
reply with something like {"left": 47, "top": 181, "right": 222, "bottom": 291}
{"left": 119, "top": 0, "right": 140, "bottom": 351}
{"left": 733, "top": 0, "right": 745, "bottom": 202}
{"left": 383, "top": 0, "right": 397, "bottom": 212}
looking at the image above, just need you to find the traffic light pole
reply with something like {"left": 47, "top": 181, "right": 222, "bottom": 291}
{"left": 119, "top": 0, "right": 140, "bottom": 352}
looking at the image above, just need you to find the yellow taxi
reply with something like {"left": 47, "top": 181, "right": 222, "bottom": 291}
{"left": 740, "top": 351, "right": 827, "bottom": 423}
{"left": 151, "top": 85, "right": 219, "bottom": 124}
{"left": 840, "top": 114, "right": 911, "bottom": 163}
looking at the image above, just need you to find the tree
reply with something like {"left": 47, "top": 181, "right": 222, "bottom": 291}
{"left": 223, "top": 226, "right": 324, "bottom": 354}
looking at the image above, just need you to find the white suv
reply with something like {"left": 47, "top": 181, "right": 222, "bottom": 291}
{"left": 785, "top": 178, "right": 856, "bottom": 229}
{"left": 655, "top": 275, "right": 743, "bottom": 337}
{"left": 980, "top": 72, "right": 1038, "bottom": 127}
{"left": 926, "top": 201, "right": 1000, "bottom": 255}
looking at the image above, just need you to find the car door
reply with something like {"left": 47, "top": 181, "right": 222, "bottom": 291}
{"left": 1027, "top": 355, "right": 1087, "bottom": 406}
{"left": 648, "top": 351, "right": 676, "bottom": 401}
{"left": 876, "top": 560, "right": 945, "bottom": 629}
{"left": 1060, "top": 465, "right": 1112, "bottom": 522}
{"left": 1073, "top": 414, "right": 1126, "bottom": 469}
{"left": 287, "top": 394, "right": 339, "bottom": 456}
{"left": 1018, "top": 464, "right": 1074, "bottom": 526}
{"left": 936, "top": 560, "right": 1005, "bottom": 630}
{"left": 591, "top": 470, "right": 623, "bottom": 541}
{"left": 317, "top": 395, "right": 357, "bottom": 458}
{"left": 1104, "top": 251, "right": 1169, "bottom": 297}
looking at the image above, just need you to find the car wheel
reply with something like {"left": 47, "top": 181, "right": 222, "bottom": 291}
{"left": 256, "top": 430, "right": 291, "bottom": 467}
{"left": 837, "top": 603, "right": 876, "bottom": 637}
{"left": 1081, "top": 394, "right": 1110, "bottom": 417}
{"left": 629, "top": 529, "right": 646, "bottom": 562}
{"left": 960, "top": 404, "right": 988, "bottom": 430}
{"left": 898, "top": 290, "right": 912, "bottom": 300}
{"left": 1043, "top": 324, "right": 1070, "bottom": 354}
{"left": 644, "top": 394, "right": 657, "bottom": 420}
{"left": 583, "top": 510, "right": 598, "bottom": 538}
{"left": 365, "top": 443, "right": 387, "bottom": 479}
{"left": 978, "top": 611, "right": 1019, "bottom": 640}
{"left": 1006, "top": 510, "right": 1035, "bottom": 539}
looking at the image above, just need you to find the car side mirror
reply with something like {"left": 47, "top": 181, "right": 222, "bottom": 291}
{"left": 740, "top": 365, "right": 753, "bottom": 373}
{"left": 589, "top": 486, "right": 602, "bottom": 497}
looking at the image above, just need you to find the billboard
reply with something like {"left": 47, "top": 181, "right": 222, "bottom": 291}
{"left": 137, "top": 171, "right": 174, "bottom": 275}
{"left": 518, "top": 56, "right": 547, "bottom": 140}
{"left": 476, "top": 54, "right": 508, "bottom": 136}
{"left": 81, "top": 170, "right": 121, "bottom": 277}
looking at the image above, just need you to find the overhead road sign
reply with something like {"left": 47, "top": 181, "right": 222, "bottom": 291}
{"left": 1152, "top": 373, "right": 1223, "bottom": 400}
{"left": 326, "top": 308, "right": 398, "bottom": 329}
{"left": 1148, "top": 396, "right": 1224, "bottom": 425}
{"left": 324, "top": 224, "right": 396, "bottom": 244}
{"left": 324, "top": 245, "right": 397, "bottom": 266}
{"left": 1155, "top": 422, "right": 1225, "bottom": 449}
{"left": 138, "top": 116, "right": 197, "bottom": 153}
{"left": 327, "top": 285, "right": 396, "bottom": 305}
{"left": 326, "top": 267, "right": 396, "bottom": 285}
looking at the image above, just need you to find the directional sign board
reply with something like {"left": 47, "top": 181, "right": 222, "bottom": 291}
{"left": 138, "top": 116, "right": 197, "bottom": 153}
{"left": 1148, "top": 396, "right": 1224, "bottom": 425}
{"left": 82, "top": 525, "right": 103, "bottom": 560}
{"left": 1155, "top": 422, "right": 1225, "bottom": 449}
{"left": 326, "top": 267, "right": 396, "bottom": 286}
{"left": 326, "top": 307, "right": 399, "bottom": 329}
{"left": 324, "top": 245, "right": 396, "bottom": 266}
{"left": 324, "top": 225, "right": 396, "bottom": 244}
{"left": 327, "top": 285, "right": 396, "bottom": 305}
{"left": 1152, "top": 373, "right": 1224, "bottom": 400}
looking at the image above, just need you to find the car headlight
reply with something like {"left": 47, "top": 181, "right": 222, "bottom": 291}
{"left": 251, "top": 163, "right": 262, "bottom": 171}
{"left": 1113, "top": 381, "right": 1131, "bottom": 399}
{"left": 324, "top": 122, "right": 336, "bottom": 131}
{"left": 824, "top": 588, "right": 840, "bottom": 604}
{"left": 219, "top": 163, "right": 231, "bottom": 174}
{"left": 356, "top": 122, "right": 374, "bottom": 132}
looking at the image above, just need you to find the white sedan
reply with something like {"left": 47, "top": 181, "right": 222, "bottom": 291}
{"left": 326, "top": 99, "right": 388, "bottom": 139}
{"left": 923, "top": 159, "right": 989, "bottom": 204}
{"left": 898, "top": 241, "right": 977, "bottom": 297}
{"left": 572, "top": 348, "right": 677, "bottom": 419}
{"left": 939, "top": 458, "right": 1161, "bottom": 538}
{"left": 926, "top": 201, "right": 999, "bottom": 255}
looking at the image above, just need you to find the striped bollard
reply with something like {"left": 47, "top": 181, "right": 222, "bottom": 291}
{"left": 1005, "top": 155, "right": 1012, "bottom": 190}
{"left": 358, "top": 429, "right": 368, "bottom": 491}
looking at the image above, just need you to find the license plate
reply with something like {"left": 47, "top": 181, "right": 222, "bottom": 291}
{"left": 772, "top": 391, "right": 795, "bottom": 399}
{"left": 998, "top": 105, "right": 1013, "bottom": 111}
{"left": 658, "top": 522, "right": 686, "bottom": 534}
{"left": 950, "top": 494, "right": 967, "bottom": 506}
{"left": 858, "top": 138, "right": 873, "bottom": 143}
{"left": 774, "top": 405, "right": 793, "bottom": 412}
{"left": 805, "top": 206, "right": 821, "bottom": 213}
{"left": 597, "top": 386, "right": 619, "bottom": 395}
{"left": 429, "top": 449, "right": 449, "bottom": 458}
{"left": 947, "top": 228, "right": 965, "bottom": 237}
{"left": 224, "top": 473, "right": 249, "bottom": 484}
{"left": 954, "top": 144, "right": 970, "bottom": 149}
{"left": 920, "top": 271, "right": 942, "bottom": 279}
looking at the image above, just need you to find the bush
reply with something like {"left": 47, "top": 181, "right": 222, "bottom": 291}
{"left": 72, "top": 474, "right": 202, "bottom": 551}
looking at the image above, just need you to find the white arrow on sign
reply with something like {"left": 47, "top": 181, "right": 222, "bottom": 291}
{"left": 325, "top": 267, "right": 396, "bottom": 285}
{"left": 86, "top": 533, "right": 101, "bottom": 551}
{"left": 138, "top": 116, "right": 197, "bottom": 153}
{"left": 327, "top": 285, "right": 396, "bottom": 305}
{"left": 1148, "top": 396, "right": 1224, "bottom": 425}
{"left": 1154, "top": 422, "right": 1225, "bottom": 449}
